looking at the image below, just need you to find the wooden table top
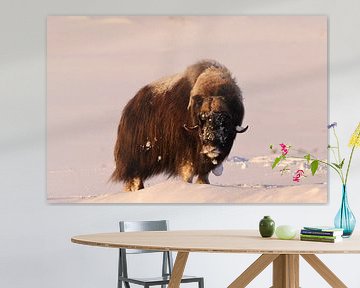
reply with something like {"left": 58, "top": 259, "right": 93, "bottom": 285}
{"left": 71, "top": 230, "right": 360, "bottom": 254}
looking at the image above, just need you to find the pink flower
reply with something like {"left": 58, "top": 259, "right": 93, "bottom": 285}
{"left": 279, "top": 143, "right": 288, "bottom": 155}
{"left": 293, "top": 169, "right": 305, "bottom": 182}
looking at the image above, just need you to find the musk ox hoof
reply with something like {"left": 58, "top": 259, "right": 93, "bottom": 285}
{"left": 179, "top": 161, "right": 195, "bottom": 183}
{"left": 124, "top": 178, "right": 144, "bottom": 192}
{"left": 196, "top": 175, "right": 210, "bottom": 184}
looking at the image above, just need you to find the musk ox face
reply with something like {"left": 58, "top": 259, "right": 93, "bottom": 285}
{"left": 186, "top": 95, "right": 237, "bottom": 161}
{"left": 199, "top": 111, "right": 235, "bottom": 159}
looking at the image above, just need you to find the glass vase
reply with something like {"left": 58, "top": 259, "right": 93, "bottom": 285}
{"left": 334, "top": 185, "right": 356, "bottom": 237}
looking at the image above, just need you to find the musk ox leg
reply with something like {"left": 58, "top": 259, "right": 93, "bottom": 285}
{"left": 124, "top": 177, "right": 144, "bottom": 192}
{"left": 196, "top": 174, "right": 210, "bottom": 184}
{"left": 178, "top": 161, "right": 195, "bottom": 183}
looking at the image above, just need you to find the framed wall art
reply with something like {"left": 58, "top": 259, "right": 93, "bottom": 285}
{"left": 47, "top": 16, "right": 327, "bottom": 203}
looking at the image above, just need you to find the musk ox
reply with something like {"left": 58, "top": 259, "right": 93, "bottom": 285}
{"left": 111, "top": 60, "right": 248, "bottom": 191}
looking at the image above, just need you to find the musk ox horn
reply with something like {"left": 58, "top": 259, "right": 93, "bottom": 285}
{"left": 235, "top": 125, "right": 249, "bottom": 133}
{"left": 183, "top": 124, "right": 199, "bottom": 131}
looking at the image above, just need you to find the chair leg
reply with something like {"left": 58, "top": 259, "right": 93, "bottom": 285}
{"left": 118, "top": 249, "right": 122, "bottom": 288}
{"left": 118, "top": 279, "right": 130, "bottom": 288}
{"left": 199, "top": 278, "right": 204, "bottom": 288}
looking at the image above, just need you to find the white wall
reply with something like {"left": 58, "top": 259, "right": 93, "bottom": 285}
{"left": 1, "top": 1, "right": 360, "bottom": 287}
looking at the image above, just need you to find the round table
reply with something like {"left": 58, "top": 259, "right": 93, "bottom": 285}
{"left": 72, "top": 230, "right": 360, "bottom": 287}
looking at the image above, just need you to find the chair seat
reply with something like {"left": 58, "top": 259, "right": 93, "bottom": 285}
{"left": 119, "top": 275, "right": 203, "bottom": 286}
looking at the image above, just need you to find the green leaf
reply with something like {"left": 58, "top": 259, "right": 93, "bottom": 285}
{"left": 310, "top": 160, "right": 319, "bottom": 176}
{"left": 304, "top": 154, "right": 311, "bottom": 164}
{"left": 269, "top": 144, "right": 273, "bottom": 150}
{"left": 272, "top": 155, "right": 284, "bottom": 169}
{"left": 339, "top": 158, "right": 345, "bottom": 169}
{"left": 332, "top": 159, "right": 345, "bottom": 169}
{"left": 332, "top": 162, "right": 341, "bottom": 169}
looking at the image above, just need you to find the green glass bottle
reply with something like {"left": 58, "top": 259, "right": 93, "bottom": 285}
{"left": 259, "top": 216, "right": 275, "bottom": 238}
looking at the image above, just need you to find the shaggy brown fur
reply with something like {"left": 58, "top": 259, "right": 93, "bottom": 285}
{"left": 111, "top": 60, "right": 246, "bottom": 191}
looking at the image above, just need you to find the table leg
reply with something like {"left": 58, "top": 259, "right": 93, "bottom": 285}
{"left": 301, "top": 254, "right": 347, "bottom": 288}
{"left": 228, "top": 253, "right": 348, "bottom": 288}
{"left": 168, "top": 251, "right": 189, "bottom": 288}
{"left": 228, "top": 254, "right": 279, "bottom": 288}
{"left": 272, "top": 254, "right": 299, "bottom": 288}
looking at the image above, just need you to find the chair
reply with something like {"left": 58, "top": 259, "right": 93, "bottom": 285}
{"left": 118, "top": 220, "right": 204, "bottom": 288}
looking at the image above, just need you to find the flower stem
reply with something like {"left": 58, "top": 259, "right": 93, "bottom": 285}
{"left": 345, "top": 130, "right": 360, "bottom": 185}
{"left": 330, "top": 148, "right": 339, "bottom": 164}
{"left": 332, "top": 127, "right": 346, "bottom": 182}
{"left": 283, "top": 151, "right": 345, "bottom": 183}
{"left": 316, "top": 159, "right": 344, "bottom": 184}
{"left": 290, "top": 147, "right": 344, "bottom": 183}
{"left": 333, "top": 127, "right": 343, "bottom": 166}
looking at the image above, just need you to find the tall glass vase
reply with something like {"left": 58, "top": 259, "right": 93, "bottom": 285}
{"left": 334, "top": 185, "right": 356, "bottom": 237}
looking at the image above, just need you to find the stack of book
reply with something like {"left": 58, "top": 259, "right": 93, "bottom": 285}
{"left": 300, "top": 226, "right": 344, "bottom": 243}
